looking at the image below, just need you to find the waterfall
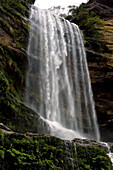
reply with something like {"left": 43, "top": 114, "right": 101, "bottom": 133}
{"left": 25, "top": 3, "right": 100, "bottom": 141}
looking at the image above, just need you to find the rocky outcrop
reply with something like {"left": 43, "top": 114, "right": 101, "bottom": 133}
{"left": 86, "top": 48, "right": 113, "bottom": 126}
{"left": 85, "top": 1, "right": 113, "bottom": 142}
{"left": 0, "top": 129, "right": 112, "bottom": 169}
{"left": 0, "top": 0, "right": 34, "bottom": 96}
{"left": 86, "top": 1, "right": 113, "bottom": 19}
{"left": 89, "top": 0, "right": 113, "bottom": 8}
{"left": 0, "top": 0, "right": 50, "bottom": 134}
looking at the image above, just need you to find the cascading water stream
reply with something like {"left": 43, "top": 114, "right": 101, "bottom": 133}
{"left": 102, "top": 142, "right": 113, "bottom": 166}
{"left": 25, "top": 2, "right": 100, "bottom": 141}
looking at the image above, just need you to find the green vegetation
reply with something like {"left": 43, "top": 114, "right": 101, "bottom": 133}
{"left": 0, "top": 68, "right": 47, "bottom": 133}
{"left": 0, "top": 132, "right": 65, "bottom": 169}
{"left": 0, "top": 0, "right": 31, "bottom": 101}
{"left": 66, "top": 4, "right": 104, "bottom": 51}
{"left": 0, "top": 0, "right": 38, "bottom": 132}
{"left": 74, "top": 144, "right": 112, "bottom": 170}
{"left": 0, "top": 0, "right": 31, "bottom": 48}
{"left": 0, "top": 131, "right": 112, "bottom": 169}
{"left": 0, "top": 0, "right": 33, "bottom": 17}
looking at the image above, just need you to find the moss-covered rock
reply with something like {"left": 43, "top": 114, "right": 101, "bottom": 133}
{"left": 0, "top": 0, "right": 33, "bottom": 99}
{"left": 0, "top": 70, "right": 49, "bottom": 134}
{"left": 0, "top": 130, "right": 112, "bottom": 169}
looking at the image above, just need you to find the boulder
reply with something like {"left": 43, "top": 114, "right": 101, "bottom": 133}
{"left": 0, "top": 129, "right": 112, "bottom": 169}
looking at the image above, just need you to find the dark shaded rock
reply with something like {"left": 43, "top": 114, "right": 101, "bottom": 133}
{"left": 11, "top": 102, "right": 50, "bottom": 135}
{"left": 109, "top": 142, "right": 113, "bottom": 152}
{"left": 87, "top": 0, "right": 113, "bottom": 18}
{"left": 89, "top": 0, "right": 113, "bottom": 8}
{"left": 73, "top": 138, "right": 109, "bottom": 151}
{"left": 28, "top": 0, "right": 35, "bottom": 4}
{"left": 0, "top": 123, "right": 12, "bottom": 132}
{"left": 85, "top": 19, "right": 113, "bottom": 143}
{"left": 86, "top": 49, "right": 113, "bottom": 83}
{"left": 86, "top": 49, "right": 113, "bottom": 142}
{"left": 100, "top": 119, "right": 113, "bottom": 142}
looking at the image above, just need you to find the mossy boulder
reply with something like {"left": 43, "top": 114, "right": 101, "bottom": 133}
{"left": 0, "top": 130, "right": 112, "bottom": 169}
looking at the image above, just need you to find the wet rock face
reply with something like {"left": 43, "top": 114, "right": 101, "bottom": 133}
{"left": 75, "top": 0, "right": 113, "bottom": 142}
{"left": 86, "top": 18, "right": 113, "bottom": 142}
{"left": 100, "top": 119, "right": 113, "bottom": 142}
{"left": 86, "top": 48, "right": 113, "bottom": 142}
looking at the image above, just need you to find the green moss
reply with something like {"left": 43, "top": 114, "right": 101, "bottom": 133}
{"left": 0, "top": 43, "right": 26, "bottom": 100}
{"left": 0, "top": 132, "right": 112, "bottom": 169}
{"left": 0, "top": 0, "right": 30, "bottom": 17}
{"left": 0, "top": 150, "right": 5, "bottom": 159}
{"left": 0, "top": 72, "right": 9, "bottom": 96}
{"left": 0, "top": 133, "right": 64, "bottom": 169}
{"left": 0, "top": 70, "right": 38, "bottom": 132}
{"left": 73, "top": 144, "right": 112, "bottom": 170}
{"left": 0, "top": 0, "right": 31, "bottom": 111}
{"left": 0, "top": 0, "right": 31, "bottom": 49}
{"left": 0, "top": 0, "right": 30, "bottom": 101}
{"left": 0, "top": 18, "right": 12, "bottom": 36}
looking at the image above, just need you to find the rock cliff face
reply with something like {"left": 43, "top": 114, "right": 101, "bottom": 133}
{"left": 85, "top": 1, "right": 113, "bottom": 142}
{"left": 86, "top": 0, "right": 113, "bottom": 18}
{"left": 0, "top": 0, "right": 49, "bottom": 134}
{"left": 89, "top": 0, "right": 113, "bottom": 8}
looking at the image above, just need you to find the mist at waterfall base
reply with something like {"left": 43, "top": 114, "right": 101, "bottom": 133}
{"left": 25, "top": 2, "right": 100, "bottom": 141}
